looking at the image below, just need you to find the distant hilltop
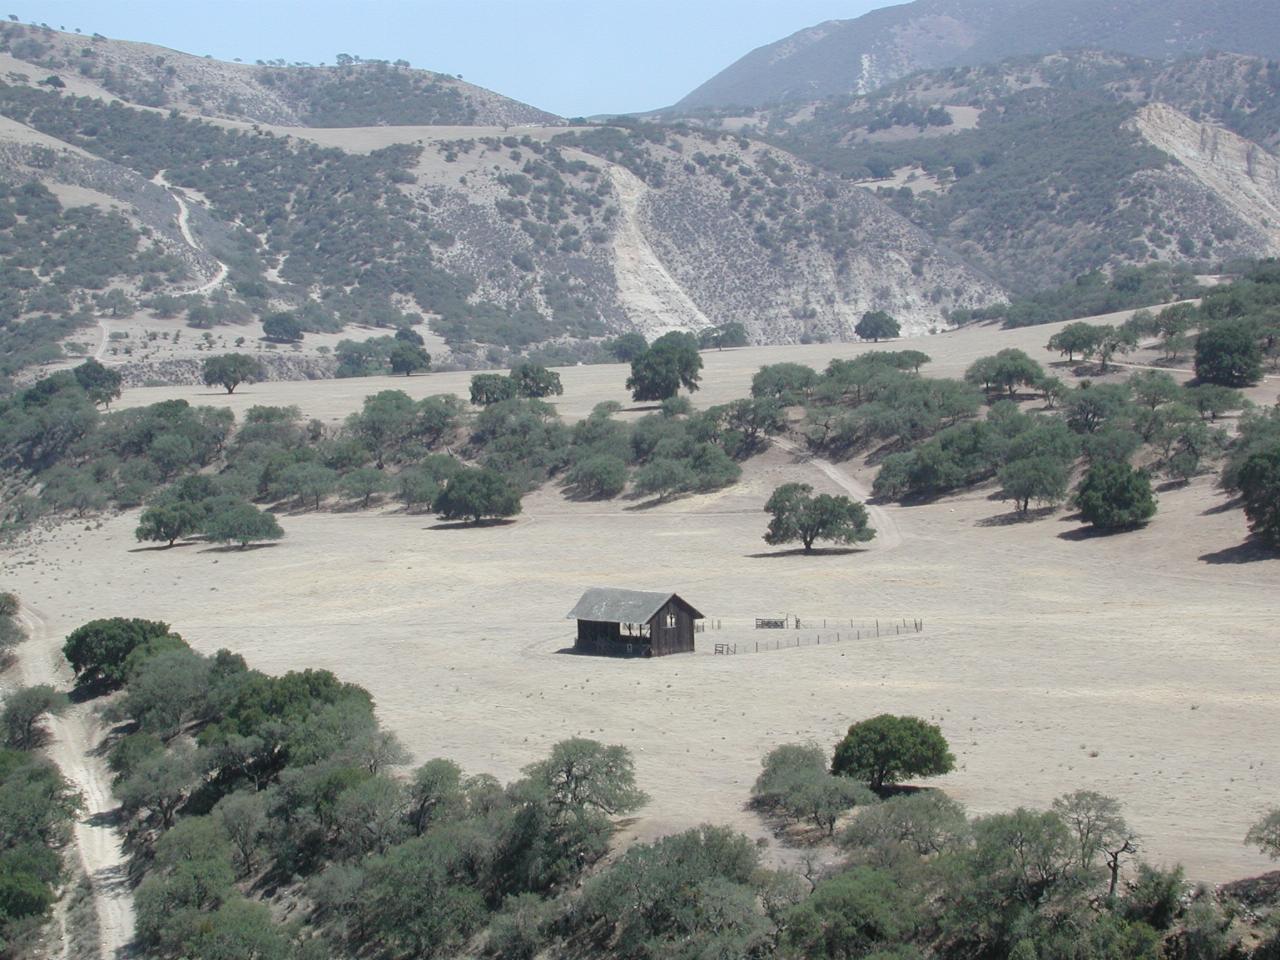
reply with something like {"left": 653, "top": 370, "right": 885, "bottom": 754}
{"left": 673, "top": 0, "right": 1280, "bottom": 110}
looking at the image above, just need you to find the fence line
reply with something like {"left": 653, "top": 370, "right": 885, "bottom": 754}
{"left": 704, "top": 615, "right": 922, "bottom": 633}
{"left": 708, "top": 616, "right": 925, "bottom": 656}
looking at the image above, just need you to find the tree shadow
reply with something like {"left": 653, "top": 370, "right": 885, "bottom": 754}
{"left": 871, "top": 784, "right": 932, "bottom": 801}
{"left": 127, "top": 541, "right": 199, "bottom": 553}
{"left": 198, "top": 542, "right": 283, "bottom": 553}
{"left": 89, "top": 722, "right": 135, "bottom": 758}
{"left": 86, "top": 808, "right": 127, "bottom": 829}
{"left": 622, "top": 495, "right": 684, "bottom": 511}
{"left": 427, "top": 518, "right": 518, "bottom": 530}
{"left": 69, "top": 678, "right": 115, "bottom": 704}
{"left": 560, "top": 482, "right": 624, "bottom": 504}
{"left": 13, "top": 727, "right": 56, "bottom": 750}
{"left": 982, "top": 390, "right": 1038, "bottom": 404}
{"left": 976, "top": 506, "right": 1056, "bottom": 527}
{"left": 328, "top": 499, "right": 379, "bottom": 514}
{"left": 1199, "top": 540, "right": 1280, "bottom": 565}
{"left": 745, "top": 546, "right": 864, "bottom": 558}
{"left": 1057, "top": 524, "right": 1143, "bottom": 541}
{"left": 1155, "top": 479, "right": 1191, "bottom": 493}
{"left": 278, "top": 503, "right": 321, "bottom": 517}
{"left": 1202, "top": 496, "right": 1244, "bottom": 516}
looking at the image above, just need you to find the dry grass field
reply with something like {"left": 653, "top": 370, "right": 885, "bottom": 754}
{"left": 6, "top": 318, "right": 1280, "bottom": 883}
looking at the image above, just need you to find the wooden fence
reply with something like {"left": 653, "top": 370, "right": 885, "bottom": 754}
{"left": 710, "top": 616, "right": 925, "bottom": 655}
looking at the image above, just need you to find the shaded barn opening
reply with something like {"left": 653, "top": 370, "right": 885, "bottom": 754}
{"left": 567, "top": 588, "right": 705, "bottom": 657}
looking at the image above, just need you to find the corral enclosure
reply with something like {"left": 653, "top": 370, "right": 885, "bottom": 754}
{"left": 5, "top": 320, "right": 1280, "bottom": 882}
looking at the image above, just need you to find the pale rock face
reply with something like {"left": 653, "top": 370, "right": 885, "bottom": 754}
{"left": 607, "top": 166, "right": 713, "bottom": 339}
{"left": 1132, "top": 102, "right": 1280, "bottom": 257}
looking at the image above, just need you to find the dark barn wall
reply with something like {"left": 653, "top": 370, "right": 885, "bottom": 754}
{"left": 576, "top": 619, "right": 620, "bottom": 651}
{"left": 648, "top": 599, "right": 696, "bottom": 656}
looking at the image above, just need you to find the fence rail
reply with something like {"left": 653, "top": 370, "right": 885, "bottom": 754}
{"left": 709, "top": 616, "right": 924, "bottom": 655}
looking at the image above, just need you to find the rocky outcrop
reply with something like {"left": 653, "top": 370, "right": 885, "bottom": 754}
{"left": 1132, "top": 103, "right": 1280, "bottom": 256}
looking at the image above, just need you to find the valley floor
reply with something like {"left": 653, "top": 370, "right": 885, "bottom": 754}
{"left": 6, "top": 320, "right": 1280, "bottom": 884}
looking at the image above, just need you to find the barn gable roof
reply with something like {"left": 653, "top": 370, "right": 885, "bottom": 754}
{"left": 566, "top": 587, "right": 704, "bottom": 624}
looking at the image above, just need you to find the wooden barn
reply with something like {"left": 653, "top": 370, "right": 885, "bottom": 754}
{"left": 566, "top": 588, "right": 704, "bottom": 657}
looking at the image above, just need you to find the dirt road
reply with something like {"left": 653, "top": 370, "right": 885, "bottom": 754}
{"left": 772, "top": 435, "right": 904, "bottom": 550}
{"left": 153, "top": 171, "right": 228, "bottom": 296}
{"left": 15, "top": 607, "right": 134, "bottom": 960}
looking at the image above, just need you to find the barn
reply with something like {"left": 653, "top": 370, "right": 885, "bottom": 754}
{"left": 566, "top": 588, "right": 705, "bottom": 657}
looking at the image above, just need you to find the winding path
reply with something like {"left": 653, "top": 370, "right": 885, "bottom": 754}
{"left": 152, "top": 171, "right": 229, "bottom": 296}
{"left": 15, "top": 606, "right": 135, "bottom": 960}
{"left": 92, "top": 318, "right": 111, "bottom": 362}
{"left": 772, "top": 435, "right": 904, "bottom": 550}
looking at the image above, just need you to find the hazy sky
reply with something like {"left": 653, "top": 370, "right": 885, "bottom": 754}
{"left": 7, "top": 1, "right": 893, "bottom": 115}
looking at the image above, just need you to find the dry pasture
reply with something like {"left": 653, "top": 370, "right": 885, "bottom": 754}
{"left": 6, "top": 319, "right": 1280, "bottom": 882}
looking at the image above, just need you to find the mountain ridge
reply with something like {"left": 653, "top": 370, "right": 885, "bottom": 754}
{"left": 0, "top": 34, "right": 1002, "bottom": 389}
{"left": 673, "top": 0, "right": 1280, "bottom": 111}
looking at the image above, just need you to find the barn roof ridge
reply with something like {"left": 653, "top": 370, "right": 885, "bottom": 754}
{"left": 566, "top": 587, "right": 704, "bottom": 624}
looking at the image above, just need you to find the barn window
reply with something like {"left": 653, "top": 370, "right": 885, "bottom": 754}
{"left": 666, "top": 612, "right": 676, "bottom": 628}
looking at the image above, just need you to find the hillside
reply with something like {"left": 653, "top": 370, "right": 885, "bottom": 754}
{"left": 0, "top": 34, "right": 1003, "bottom": 389}
{"left": 0, "top": 21, "right": 559, "bottom": 126}
{"left": 671, "top": 52, "right": 1280, "bottom": 291}
{"left": 674, "top": 0, "right": 1280, "bottom": 111}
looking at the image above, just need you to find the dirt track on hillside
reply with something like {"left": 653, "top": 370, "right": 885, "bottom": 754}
{"left": 15, "top": 608, "right": 134, "bottom": 960}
